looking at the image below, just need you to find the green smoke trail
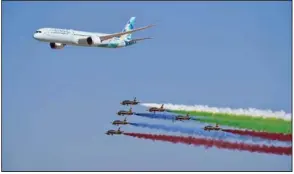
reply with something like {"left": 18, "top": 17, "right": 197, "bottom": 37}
{"left": 170, "top": 110, "right": 291, "bottom": 134}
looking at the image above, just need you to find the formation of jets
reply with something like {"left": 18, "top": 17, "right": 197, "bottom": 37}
{"left": 105, "top": 97, "right": 223, "bottom": 135}
{"left": 33, "top": 17, "right": 154, "bottom": 49}
{"left": 105, "top": 97, "right": 140, "bottom": 135}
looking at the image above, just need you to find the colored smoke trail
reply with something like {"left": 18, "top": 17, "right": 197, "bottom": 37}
{"left": 169, "top": 110, "right": 291, "bottom": 125}
{"left": 123, "top": 132, "right": 292, "bottom": 156}
{"left": 194, "top": 117, "right": 291, "bottom": 134}
{"left": 169, "top": 110, "right": 291, "bottom": 134}
{"left": 135, "top": 113, "right": 291, "bottom": 134}
{"left": 129, "top": 122, "right": 267, "bottom": 143}
{"left": 140, "top": 103, "right": 291, "bottom": 121}
{"left": 222, "top": 129, "right": 292, "bottom": 142}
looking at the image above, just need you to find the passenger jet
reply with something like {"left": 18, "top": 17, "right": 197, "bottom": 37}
{"left": 33, "top": 17, "right": 154, "bottom": 49}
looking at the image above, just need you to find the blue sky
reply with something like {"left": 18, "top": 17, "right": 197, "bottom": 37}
{"left": 2, "top": 1, "right": 291, "bottom": 171}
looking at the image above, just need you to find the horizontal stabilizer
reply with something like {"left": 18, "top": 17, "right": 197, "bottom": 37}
{"left": 132, "top": 37, "right": 153, "bottom": 42}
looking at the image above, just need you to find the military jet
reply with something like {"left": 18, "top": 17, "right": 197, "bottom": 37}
{"left": 174, "top": 113, "right": 191, "bottom": 121}
{"left": 111, "top": 117, "right": 129, "bottom": 126}
{"left": 203, "top": 124, "right": 221, "bottom": 131}
{"left": 105, "top": 127, "right": 124, "bottom": 135}
{"left": 147, "top": 104, "right": 165, "bottom": 113}
{"left": 117, "top": 107, "right": 134, "bottom": 116}
{"left": 120, "top": 97, "right": 140, "bottom": 106}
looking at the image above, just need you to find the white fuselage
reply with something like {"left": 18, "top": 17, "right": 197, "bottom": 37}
{"left": 33, "top": 28, "right": 128, "bottom": 48}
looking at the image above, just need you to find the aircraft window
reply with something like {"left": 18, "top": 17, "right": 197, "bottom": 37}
{"left": 35, "top": 31, "right": 42, "bottom": 33}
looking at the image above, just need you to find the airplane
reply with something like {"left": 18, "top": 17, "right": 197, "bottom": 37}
{"left": 117, "top": 107, "right": 134, "bottom": 116}
{"left": 120, "top": 97, "right": 140, "bottom": 106}
{"left": 173, "top": 113, "right": 191, "bottom": 121}
{"left": 33, "top": 17, "right": 154, "bottom": 49}
{"left": 147, "top": 104, "right": 165, "bottom": 113}
{"left": 203, "top": 124, "right": 221, "bottom": 131}
{"left": 105, "top": 127, "right": 124, "bottom": 135}
{"left": 111, "top": 117, "right": 129, "bottom": 126}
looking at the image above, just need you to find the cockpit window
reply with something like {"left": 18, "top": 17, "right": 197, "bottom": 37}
{"left": 35, "top": 31, "right": 42, "bottom": 33}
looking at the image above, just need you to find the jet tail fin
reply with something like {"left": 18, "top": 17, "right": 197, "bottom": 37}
{"left": 161, "top": 104, "right": 164, "bottom": 109}
{"left": 120, "top": 17, "right": 136, "bottom": 41}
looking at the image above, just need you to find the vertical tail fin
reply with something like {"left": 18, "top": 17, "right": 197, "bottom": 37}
{"left": 161, "top": 104, "right": 164, "bottom": 109}
{"left": 120, "top": 17, "right": 136, "bottom": 41}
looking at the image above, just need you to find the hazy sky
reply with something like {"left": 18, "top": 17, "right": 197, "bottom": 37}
{"left": 2, "top": 1, "right": 291, "bottom": 171}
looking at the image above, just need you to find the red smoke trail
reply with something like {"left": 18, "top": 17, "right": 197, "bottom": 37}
{"left": 123, "top": 133, "right": 292, "bottom": 156}
{"left": 222, "top": 129, "right": 292, "bottom": 142}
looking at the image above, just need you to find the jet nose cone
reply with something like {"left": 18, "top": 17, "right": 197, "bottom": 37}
{"left": 33, "top": 33, "right": 38, "bottom": 40}
{"left": 33, "top": 33, "right": 41, "bottom": 40}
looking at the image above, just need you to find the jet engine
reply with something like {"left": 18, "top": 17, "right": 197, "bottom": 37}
{"left": 86, "top": 36, "right": 102, "bottom": 46}
{"left": 50, "top": 43, "right": 65, "bottom": 49}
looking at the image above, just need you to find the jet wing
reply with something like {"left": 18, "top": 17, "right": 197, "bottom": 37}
{"left": 76, "top": 24, "right": 155, "bottom": 44}
{"left": 100, "top": 24, "right": 155, "bottom": 41}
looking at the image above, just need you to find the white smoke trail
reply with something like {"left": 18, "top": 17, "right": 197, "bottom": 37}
{"left": 140, "top": 103, "right": 292, "bottom": 121}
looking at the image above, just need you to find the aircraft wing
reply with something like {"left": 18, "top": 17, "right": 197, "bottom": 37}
{"left": 100, "top": 24, "right": 155, "bottom": 41}
{"left": 131, "top": 37, "right": 153, "bottom": 42}
{"left": 76, "top": 24, "right": 155, "bottom": 44}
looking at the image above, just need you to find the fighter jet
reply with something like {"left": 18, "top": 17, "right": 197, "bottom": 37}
{"left": 147, "top": 104, "right": 165, "bottom": 113}
{"left": 174, "top": 113, "right": 191, "bottom": 121}
{"left": 117, "top": 107, "right": 134, "bottom": 116}
{"left": 111, "top": 117, "right": 129, "bottom": 126}
{"left": 120, "top": 97, "right": 140, "bottom": 106}
{"left": 105, "top": 127, "right": 124, "bottom": 135}
{"left": 203, "top": 124, "right": 221, "bottom": 131}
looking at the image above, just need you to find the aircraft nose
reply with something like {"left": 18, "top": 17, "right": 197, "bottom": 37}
{"left": 33, "top": 33, "right": 38, "bottom": 39}
{"left": 33, "top": 33, "right": 41, "bottom": 40}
